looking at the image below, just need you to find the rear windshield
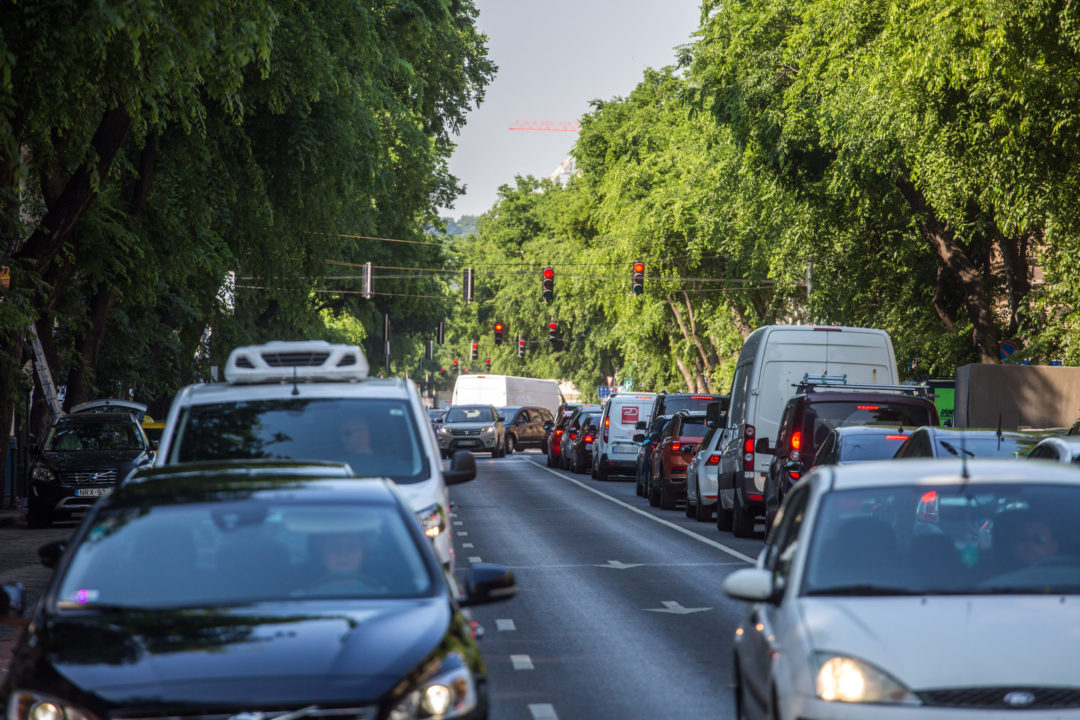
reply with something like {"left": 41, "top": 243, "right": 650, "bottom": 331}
{"left": 804, "top": 401, "right": 934, "bottom": 453}
{"left": 169, "top": 398, "right": 429, "bottom": 483}
{"left": 679, "top": 417, "right": 709, "bottom": 439}
{"left": 660, "top": 395, "right": 724, "bottom": 416}
{"left": 838, "top": 432, "right": 911, "bottom": 462}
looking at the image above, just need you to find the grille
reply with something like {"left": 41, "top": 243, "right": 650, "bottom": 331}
{"left": 452, "top": 429, "right": 480, "bottom": 436}
{"left": 113, "top": 707, "right": 377, "bottom": 720}
{"left": 61, "top": 469, "right": 117, "bottom": 484}
{"left": 261, "top": 351, "right": 331, "bottom": 367}
{"left": 921, "top": 687, "right": 1080, "bottom": 709}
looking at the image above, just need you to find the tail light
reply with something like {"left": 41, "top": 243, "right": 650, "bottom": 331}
{"left": 556, "top": 428, "right": 564, "bottom": 437}
{"left": 603, "top": 416, "right": 610, "bottom": 443}
{"left": 706, "top": 454, "right": 720, "bottom": 466}
{"left": 791, "top": 430, "right": 801, "bottom": 452}
{"left": 672, "top": 442, "right": 682, "bottom": 451}
{"left": 569, "top": 432, "right": 577, "bottom": 440}
{"left": 584, "top": 434, "right": 594, "bottom": 444}
{"left": 742, "top": 424, "right": 756, "bottom": 472}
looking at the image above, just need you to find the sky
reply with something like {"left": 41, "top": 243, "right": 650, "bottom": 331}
{"left": 441, "top": 1, "right": 704, "bottom": 220}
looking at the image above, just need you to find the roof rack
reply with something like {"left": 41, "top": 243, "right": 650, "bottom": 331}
{"left": 224, "top": 340, "right": 370, "bottom": 384}
{"left": 793, "top": 373, "right": 934, "bottom": 398}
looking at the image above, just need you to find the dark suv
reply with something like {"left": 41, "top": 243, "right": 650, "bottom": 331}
{"left": 762, "top": 382, "right": 939, "bottom": 532}
{"left": 500, "top": 405, "right": 554, "bottom": 453}
{"left": 28, "top": 411, "right": 154, "bottom": 528}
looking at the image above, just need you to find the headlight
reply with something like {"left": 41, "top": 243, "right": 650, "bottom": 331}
{"left": 439, "top": 426, "right": 452, "bottom": 435}
{"left": 481, "top": 425, "right": 494, "bottom": 434}
{"left": 31, "top": 466, "right": 56, "bottom": 482}
{"left": 813, "top": 653, "right": 920, "bottom": 704}
{"left": 389, "top": 653, "right": 477, "bottom": 720}
{"left": 8, "top": 691, "right": 99, "bottom": 720}
{"left": 417, "top": 504, "right": 446, "bottom": 539}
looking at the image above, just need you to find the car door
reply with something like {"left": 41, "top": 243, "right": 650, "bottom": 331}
{"left": 653, "top": 415, "right": 680, "bottom": 481}
{"left": 738, "top": 482, "right": 811, "bottom": 715}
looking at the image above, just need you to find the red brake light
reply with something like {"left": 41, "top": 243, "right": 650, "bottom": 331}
{"left": 857, "top": 405, "right": 879, "bottom": 411}
{"left": 743, "top": 438, "right": 754, "bottom": 453}
{"left": 886, "top": 435, "right": 907, "bottom": 440}
{"left": 689, "top": 396, "right": 713, "bottom": 400}
{"left": 706, "top": 454, "right": 720, "bottom": 466}
{"left": 584, "top": 435, "right": 594, "bottom": 443}
{"left": 570, "top": 432, "right": 577, "bottom": 440}
{"left": 920, "top": 490, "right": 938, "bottom": 504}
{"left": 671, "top": 442, "right": 681, "bottom": 451}
{"left": 556, "top": 429, "right": 563, "bottom": 436}
{"left": 791, "top": 430, "right": 801, "bottom": 451}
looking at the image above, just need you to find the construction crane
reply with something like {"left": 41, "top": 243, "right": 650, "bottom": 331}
{"left": 508, "top": 120, "right": 581, "bottom": 133}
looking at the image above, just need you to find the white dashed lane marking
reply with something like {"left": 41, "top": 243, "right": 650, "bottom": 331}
{"left": 468, "top": 556, "right": 482, "bottom": 563}
{"left": 511, "top": 654, "right": 534, "bottom": 670}
{"left": 495, "top": 619, "right": 516, "bottom": 631}
{"left": 529, "top": 704, "right": 558, "bottom": 720}
{"left": 462, "top": 543, "right": 474, "bottom": 548}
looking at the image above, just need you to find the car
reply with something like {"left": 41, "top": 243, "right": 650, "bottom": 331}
{"left": 639, "top": 391, "right": 728, "bottom": 436}
{"left": 647, "top": 410, "right": 708, "bottom": 509}
{"left": 499, "top": 405, "right": 553, "bottom": 453}
{"left": 438, "top": 404, "right": 506, "bottom": 458}
{"left": 762, "top": 379, "right": 939, "bottom": 532}
{"left": 718, "top": 325, "right": 899, "bottom": 539}
{"left": 685, "top": 405, "right": 727, "bottom": 522}
{"left": 1026, "top": 434, "right": 1080, "bottom": 463}
{"left": 154, "top": 340, "right": 474, "bottom": 569}
{"left": 634, "top": 414, "right": 672, "bottom": 496}
{"left": 723, "top": 458, "right": 1080, "bottom": 720}
{"left": 893, "top": 426, "right": 1042, "bottom": 460}
{"left": 428, "top": 407, "right": 447, "bottom": 432}
{"left": 810, "top": 425, "right": 915, "bottom": 468}
{"left": 592, "top": 392, "right": 657, "bottom": 481}
{"left": 565, "top": 412, "right": 600, "bottom": 474}
{"left": 26, "top": 409, "right": 155, "bottom": 528}
{"left": 544, "top": 402, "right": 584, "bottom": 466}
{"left": 0, "top": 464, "right": 516, "bottom": 720}
{"left": 558, "top": 404, "right": 602, "bottom": 470}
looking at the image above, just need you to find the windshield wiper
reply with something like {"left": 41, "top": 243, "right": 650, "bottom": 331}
{"left": 939, "top": 441, "right": 975, "bottom": 457}
{"left": 805, "top": 584, "right": 923, "bottom": 597}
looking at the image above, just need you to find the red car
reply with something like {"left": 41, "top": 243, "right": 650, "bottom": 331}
{"left": 545, "top": 403, "right": 583, "bottom": 467}
{"left": 648, "top": 410, "right": 708, "bottom": 510}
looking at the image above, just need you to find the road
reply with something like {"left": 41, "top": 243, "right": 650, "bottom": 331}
{"left": 0, "top": 452, "right": 768, "bottom": 719}
{"left": 453, "top": 450, "right": 765, "bottom": 719}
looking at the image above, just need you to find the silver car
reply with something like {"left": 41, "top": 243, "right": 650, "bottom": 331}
{"left": 437, "top": 404, "right": 506, "bottom": 458}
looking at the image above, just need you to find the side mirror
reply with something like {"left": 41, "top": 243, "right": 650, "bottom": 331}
{"left": 635, "top": 421, "right": 646, "bottom": 431}
{"left": 459, "top": 563, "right": 517, "bottom": 607}
{"left": 543, "top": 422, "right": 553, "bottom": 431}
{"left": 0, "top": 582, "right": 25, "bottom": 618}
{"left": 722, "top": 568, "right": 781, "bottom": 605}
{"left": 39, "top": 540, "right": 67, "bottom": 569}
{"left": 755, "top": 437, "right": 772, "bottom": 455}
{"left": 444, "top": 450, "right": 477, "bottom": 486}
{"left": 705, "top": 402, "right": 727, "bottom": 429}
{"left": 681, "top": 445, "right": 695, "bottom": 456}
{"left": 632, "top": 433, "right": 645, "bottom": 443}
{"left": 784, "top": 460, "right": 801, "bottom": 472}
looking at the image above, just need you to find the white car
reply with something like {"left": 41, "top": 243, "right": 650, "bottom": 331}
{"left": 724, "top": 458, "right": 1080, "bottom": 719}
{"left": 154, "top": 340, "right": 474, "bottom": 569}
{"left": 684, "top": 421, "right": 725, "bottom": 522}
{"left": 592, "top": 392, "right": 656, "bottom": 481}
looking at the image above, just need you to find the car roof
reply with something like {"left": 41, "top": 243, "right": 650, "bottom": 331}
{"left": 790, "top": 390, "right": 935, "bottom": 404}
{"left": 126, "top": 459, "right": 358, "bottom": 484}
{"left": 820, "top": 458, "right": 1080, "bottom": 491}
{"left": 174, "top": 376, "right": 412, "bottom": 405}
{"left": 108, "top": 473, "right": 403, "bottom": 509}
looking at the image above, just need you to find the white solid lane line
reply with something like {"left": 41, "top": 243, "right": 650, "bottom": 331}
{"left": 526, "top": 458, "right": 756, "bottom": 564}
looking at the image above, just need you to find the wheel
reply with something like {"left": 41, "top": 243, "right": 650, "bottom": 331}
{"left": 716, "top": 489, "right": 734, "bottom": 531}
{"left": 590, "top": 459, "right": 597, "bottom": 479}
{"left": 27, "top": 507, "right": 51, "bottom": 529}
{"left": 684, "top": 492, "right": 696, "bottom": 518}
{"left": 570, "top": 451, "right": 579, "bottom": 473}
{"left": 659, "top": 479, "right": 676, "bottom": 510}
{"left": 597, "top": 458, "right": 608, "bottom": 482}
{"left": 507, "top": 435, "right": 517, "bottom": 455}
{"left": 695, "top": 494, "right": 713, "bottom": 523}
{"left": 635, "top": 468, "right": 644, "bottom": 496}
{"left": 732, "top": 490, "right": 756, "bottom": 538}
{"left": 547, "top": 448, "right": 556, "bottom": 467}
{"left": 648, "top": 476, "right": 660, "bottom": 507}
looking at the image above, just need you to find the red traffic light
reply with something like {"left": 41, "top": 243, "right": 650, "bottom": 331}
{"left": 633, "top": 262, "right": 644, "bottom": 274}
{"left": 548, "top": 322, "right": 557, "bottom": 330}
{"left": 543, "top": 267, "right": 554, "bottom": 279}
{"left": 494, "top": 323, "right": 504, "bottom": 332}
{"left": 472, "top": 342, "right": 478, "bottom": 349}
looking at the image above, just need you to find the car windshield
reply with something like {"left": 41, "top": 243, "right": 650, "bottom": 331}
{"left": 445, "top": 406, "right": 495, "bottom": 423}
{"left": 170, "top": 398, "right": 429, "bottom": 483}
{"left": 56, "top": 500, "right": 434, "bottom": 609}
{"left": 45, "top": 420, "right": 144, "bottom": 452}
{"left": 662, "top": 396, "right": 723, "bottom": 414}
{"left": 802, "top": 483, "right": 1080, "bottom": 596}
{"left": 837, "top": 431, "right": 910, "bottom": 462}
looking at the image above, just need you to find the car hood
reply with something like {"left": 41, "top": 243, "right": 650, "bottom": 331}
{"left": 41, "top": 600, "right": 452, "bottom": 707}
{"left": 40, "top": 451, "right": 144, "bottom": 470}
{"left": 798, "top": 596, "right": 1080, "bottom": 689}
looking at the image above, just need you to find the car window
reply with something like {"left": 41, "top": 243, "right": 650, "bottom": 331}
{"left": 766, "top": 484, "right": 810, "bottom": 589}
{"left": 678, "top": 417, "right": 708, "bottom": 439}
{"left": 169, "top": 398, "right": 429, "bottom": 483}
{"left": 728, "top": 366, "right": 751, "bottom": 425}
{"left": 56, "top": 500, "right": 435, "bottom": 608}
{"left": 834, "top": 431, "right": 911, "bottom": 462}
{"left": 801, "top": 482, "right": 1080, "bottom": 596}
{"left": 46, "top": 419, "right": 145, "bottom": 452}
{"left": 445, "top": 406, "right": 495, "bottom": 423}
{"left": 803, "top": 400, "right": 933, "bottom": 455}
{"left": 933, "top": 435, "right": 1035, "bottom": 459}
{"left": 1027, "top": 443, "right": 1059, "bottom": 460}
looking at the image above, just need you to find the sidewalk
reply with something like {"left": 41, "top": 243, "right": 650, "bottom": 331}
{"left": 0, "top": 508, "right": 23, "bottom": 529}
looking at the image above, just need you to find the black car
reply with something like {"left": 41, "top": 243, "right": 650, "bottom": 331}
{"left": 635, "top": 414, "right": 673, "bottom": 497}
{"left": 27, "top": 411, "right": 154, "bottom": 528}
{"left": 499, "top": 405, "right": 553, "bottom": 453}
{"left": 811, "top": 425, "right": 914, "bottom": 468}
{"left": 565, "top": 412, "right": 600, "bottom": 474}
{"left": 1, "top": 465, "right": 516, "bottom": 720}
{"left": 558, "top": 404, "right": 602, "bottom": 470}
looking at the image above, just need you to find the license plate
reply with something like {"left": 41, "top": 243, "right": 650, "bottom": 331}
{"left": 76, "top": 487, "right": 113, "bottom": 497}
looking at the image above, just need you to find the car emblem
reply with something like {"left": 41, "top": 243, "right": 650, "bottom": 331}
{"left": 228, "top": 714, "right": 265, "bottom": 720}
{"left": 1003, "top": 691, "right": 1036, "bottom": 707}
{"left": 88, "top": 473, "right": 100, "bottom": 482}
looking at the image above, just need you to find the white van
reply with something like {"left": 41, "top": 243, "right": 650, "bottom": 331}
{"left": 716, "top": 325, "right": 898, "bottom": 537}
{"left": 451, "top": 373, "right": 562, "bottom": 415}
{"left": 592, "top": 392, "right": 657, "bottom": 481}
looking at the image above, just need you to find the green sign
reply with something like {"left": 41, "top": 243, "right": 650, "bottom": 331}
{"left": 934, "top": 387, "right": 955, "bottom": 426}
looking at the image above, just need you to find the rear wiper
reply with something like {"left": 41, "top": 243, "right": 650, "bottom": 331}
{"left": 939, "top": 441, "right": 975, "bottom": 457}
{"left": 805, "top": 584, "right": 922, "bottom": 597}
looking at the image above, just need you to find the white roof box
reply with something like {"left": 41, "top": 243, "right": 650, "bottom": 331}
{"left": 224, "top": 340, "right": 370, "bottom": 384}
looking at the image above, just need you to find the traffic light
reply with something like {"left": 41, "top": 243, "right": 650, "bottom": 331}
{"left": 541, "top": 267, "right": 554, "bottom": 302}
{"left": 470, "top": 342, "right": 478, "bottom": 361}
{"left": 452, "top": 358, "right": 459, "bottom": 373}
{"left": 518, "top": 337, "right": 526, "bottom": 359}
{"left": 494, "top": 322, "right": 504, "bottom": 345}
{"left": 632, "top": 261, "right": 645, "bottom": 295}
{"left": 485, "top": 357, "right": 491, "bottom": 372}
{"left": 440, "top": 367, "right": 447, "bottom": 378}
{"left": 548, "top": 322, "right": 558, "bottom": 343}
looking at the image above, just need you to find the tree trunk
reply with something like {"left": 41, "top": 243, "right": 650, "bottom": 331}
{"left": 66, "top": 285, "right": 117, "bottom": 407}
{"left": 996, "top": 229, "right": 1032, "bottom": 337}
{"left": 674, "top": 357, "right": 696, "bottom": 392}
{"left": 895, "top": 175, "right": 998, "bottom": 363}
{"left": 932, "top": 265, "right": 958, "bottom": 332}
{"left": 666, "top": 294, "right": 710, "bottom": 390}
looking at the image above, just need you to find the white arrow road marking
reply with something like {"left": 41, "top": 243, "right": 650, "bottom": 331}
{"left": 646, "top": 600, "right": 711, "bottom": 615}
{"left": 595, "top": 560, "right": 644, "bottom": 570}
{"left": 511, "top": 654, "right": 534, "bottom": 670}
{"left": 462, "top": 543, "right": 474, "bottom": 548}
{"left": 469, "top": 556, "right": 482, "bottom": 563}
{"left": 453, "top": 520, "right": 464, "bottom": 526}
{"left": 495, "top": 619, "right": 516, "bottom": 631}
{"left": 529, "top": 705, "right": 558, "bottom": 720}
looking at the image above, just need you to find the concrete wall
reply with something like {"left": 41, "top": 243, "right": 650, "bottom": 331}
{"left": 955, "top": 364, "right": 1080, "bottom": 430}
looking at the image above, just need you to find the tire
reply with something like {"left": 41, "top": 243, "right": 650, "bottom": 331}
{"left": 507, "top": 435, "right": 517, "bottom": 455}
{"left": 27, "top": 507, "right": 51, "bottom": 529}
{"left": 597, "top": 460, "right": 608, "bottom": 482}
{"left": 716, "top": 489, "right": 734, "bottom": 531}
{"left": 590, "top": 460, "right": 597, "bottom": 479}
{"left": 695, "top": 495, "right": 713, "bottom": 523}
{"left": 648, "top": 477, "right": 660, "bottom": 507}
{"left": 659, "top": 479, "right": 676, "bottom": 510}
{"left": 684, "top": 491, "right": 696, "bottom": 518}
{"left": 732, "top": 490, "right": 756, "bottom": 538}
{"left": 547, "top": 448, "right": 556, "bottom": 467}
{"left": 635, "top": 469, "right": 644, "bottom": 496}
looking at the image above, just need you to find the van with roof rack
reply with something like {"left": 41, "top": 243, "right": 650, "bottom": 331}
{"left": 155, "top": 340, "right": 474, "bottom": 568}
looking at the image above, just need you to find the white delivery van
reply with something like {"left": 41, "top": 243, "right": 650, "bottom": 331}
{"left": 716, "top": 325, "right": 898, "bottom": 537}
{"left": 592, "top": 392, "right": 657, "bottom": 481}
{"left": 451, "top": 374, "right": 562, "bottom": 416}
